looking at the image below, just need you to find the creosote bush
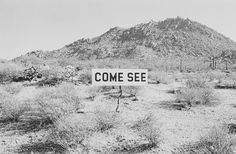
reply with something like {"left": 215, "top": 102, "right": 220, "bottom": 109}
{"left": 2, "top": 83, "right": 23, "bottom": 95}
{"left": 176, "top": 87, "right": 216, "bottom": 107}
{"left": 37, "top": 68, "right": 64, "bottom": 87}
{"left": 101, "top": 113, "right": 161, "bottom": 153}
{"left": 185, "top": 77, "right": 207, "bottom": 88}
{"left": 78, "top": 70, "right": 92, "bottom": 84}
{"left": 0, "top": 63, "right": 24, "bottom": 83}
{"left": 149, "top": 71, "right": 173, "bottom": 84}
{"left": 131, "top": 113, "right": 161, "bottom": 149}
{"left": 0, "top": 84, "right": 29, "bottom": 122}
{"left": 174, "top": 126, "right": 235, "bottom": 154}
{"left": 216, "top": 78, "right": 236, "bottom": 89}
{"left": 131, "top": 113, "right": 154, "bottom": 130}
{"left": 0, "top": 97, "right": 31, "bottom": 122}
{"left": 37, "top": 77, "right": 63, "bottom": 87}
{"left": 35, "top": 83, "right": 81, "bottom": 123}
{"left": 123, "top": 86, "right": 140, "bottom": 98}
{"left": 94, "top": 110, "right": 121, "bottom": 133}
{"left": 47, "top": 115, "right": 93, "bottom": 152}
{"left": 206, "top": 70, "right": 226, "bottom": 81}
{"left": 176, "top": 77, "right": 217, "bottom": 108}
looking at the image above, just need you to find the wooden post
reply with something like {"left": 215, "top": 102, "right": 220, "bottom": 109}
{"left": 179, "top": 58, "right": 183, "bottom": 72}
{"left": 212, "top": 56, "right": 215, "bottom": 70}
{"left": 226, "top": 60, "right": 228, "bottom": 71}
{"left": 116, "top": 85, "right": 122, "bottom": 112}
{"left": 214, "top": 57, "right": 217, "bottom": 69}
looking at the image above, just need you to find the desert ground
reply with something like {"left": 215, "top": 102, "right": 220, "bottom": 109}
{"left": 1, "top": 60, "right": 236, "bottom": 154}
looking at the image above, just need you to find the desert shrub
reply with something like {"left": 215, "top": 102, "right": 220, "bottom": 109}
{"left": 85, "top": 86, "right": 99, "bottom": 100}
{"left": 185, "top": 78, "right": 207, "bottom": 88}
{"left": 0, "top": 88, "right": 10, "bottom": 100}
{"left": 123, "top": 86, "right": 140, "bottom": 98}
{"left": 2, "top": 83, "right": 23, "bottom": 95}
{"left": 215, "top": 78, "right": 236, "bottom": 89}
{"left": 37, "top": 76, "right": 63, "bottom": 87}
{"left": 78, "top": 70, "right": 92, "bottom": 84}
{"left": 57, "top": 58, "right": 76, "bottom": 67}
{"left": 40, "top": 68, "right": 64, "bottom": 79}
{"left": 47, "top": 115, "right": 93, "bottom": 152}
{"left": 148, "top": 71, "right": 173, "bottom": 84}
{"left": 16, "top": 55, "right": 44, "bottom": 66}
{"left": 98, "top": 86, "right": 115, "bottom": 93}
{"left": 94, "top": 110, "right": 121, "bottom": 132}
{"left": 131, "top": 113, "right": 161, "bottom": 149}
{"left": 176, "top": 87, "right": 216, "bottom": 107}
{"left": 85, "top": 86, "right": 115, "bottom": 100}
{"left": 206, "top": 70, "right": 226, "bottom": 81}
{"left": 176, "top": 88, "right": 197, "bottom": 107}
{"left": 173, "top": 126, "right": 235, "bottom": 154}
{"left": 0, "top": 62, "right": 25, "bottom": 83}
{"left": 138, "top": 125, "right": 161, "bottom": 148}
{"left": 131, "top": 113, "right": 154, "bottom": 130}
{"left": 35, "top": 83, "right": 81, "bottom": 123}
{"left": 176, "top": 76, "right": 217, "bottom": 108}
{"left": 183, "top": 58, "right": 209, "bottom": 72}
{"left": 102, "top": 129, "right": 145, "bottom": 153}
{"left": 0, "top": 97, "right": 31, "bottom": 122}
{"left": 197, "top": 88, "right": 216, "bottom": 105}
{"left": 0, "top": 69, "right": 22, "bottom": 83}
{"left": 37, "top": 68, "right": 64, "bottom": 87}
{"left": 0, "top": 86, "right": 30, "bottom": 122}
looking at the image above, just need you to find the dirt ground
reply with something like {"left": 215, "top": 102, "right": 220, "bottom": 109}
{"left": 1, "top": 81, "right": 236, "bottom": 154}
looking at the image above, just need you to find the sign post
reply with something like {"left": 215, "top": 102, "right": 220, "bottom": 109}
{"left": 92, "top": 69, "right": 148, "bottom": 112}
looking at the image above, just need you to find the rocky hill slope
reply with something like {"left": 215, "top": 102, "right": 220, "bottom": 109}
{"left": 14, "top": 17, "right": 236, "bottom": 61}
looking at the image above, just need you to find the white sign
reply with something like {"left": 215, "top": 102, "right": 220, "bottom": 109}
{"left": 92, "top": 69, "right": 148, "bottom": 86}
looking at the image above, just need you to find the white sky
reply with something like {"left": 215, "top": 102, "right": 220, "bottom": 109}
{"left": 0, "top": 0, "right": 236, "bottom": 59}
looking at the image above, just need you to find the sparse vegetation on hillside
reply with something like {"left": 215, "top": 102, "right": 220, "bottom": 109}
{"left": 14, "top": 17, "right": 236, "bottom": 71}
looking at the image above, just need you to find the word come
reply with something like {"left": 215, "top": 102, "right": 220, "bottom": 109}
{"left": 92, "top": 69, "right": 148, "bottom": 86}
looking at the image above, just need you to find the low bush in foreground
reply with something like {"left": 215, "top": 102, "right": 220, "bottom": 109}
{"left": 176, "top": 87, "right": 216, "bottom": 108}
{"left": 131, "top": 113, "right": 161, "bottom": 149}
{"left": 173, "top": 126, "right": 235, "bottom": 154}
{"left": 46, "top": 111, "right": 162, "bottom": 153}
{"left": 0, "top": 86, "right": 30, "bottom": 123}
{"left": 0, "top": 97, "right": 30, "bottom": 123}
{"left": 102, "top": 113, "right": 161, "bottom": 153}
{"left": 176, "top": 78, "right": 217, "bottom": 108}
{"left": 47, "top": 115, "right": 93, "bottom": 153}
{"left": 2, "top": 83, "right": 23, "bottom": 95}
{"left": 35, "top": 83, "right": 81, "bottom": 124}
{"left": 185, "top": 77, "right": 208, "bottom": 89}
{"left": 94, "top": 110, "right": 121, "bottom": 133}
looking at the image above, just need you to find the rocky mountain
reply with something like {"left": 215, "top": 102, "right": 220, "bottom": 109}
{"left": 15, "top": 17, "right": 236, "bottom": 61}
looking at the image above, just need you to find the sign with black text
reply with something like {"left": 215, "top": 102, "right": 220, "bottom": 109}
{"left": 92, "top": 69, "right": 148, "bottom": 86}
